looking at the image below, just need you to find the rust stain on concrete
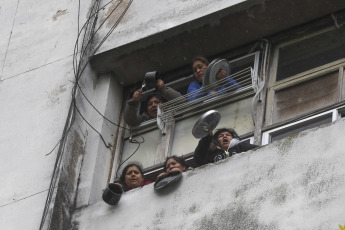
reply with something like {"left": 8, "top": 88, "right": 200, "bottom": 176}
{"left": 99, "top": 0, "right": 130, "bottom": 28}
{"left": 53, "top": 9, "right": 68, "bottom": 21}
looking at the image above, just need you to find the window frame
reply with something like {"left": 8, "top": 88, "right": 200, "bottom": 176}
{"left": 262, "top": 105, "right": 345, "bottom": 145}
{"left": 129, "top": 51, "right": 261, "bottom": 135}
{"left": 266, "top": 26, "right": 345, "bottom": 126}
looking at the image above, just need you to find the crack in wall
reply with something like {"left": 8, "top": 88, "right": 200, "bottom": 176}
{"left": 0, "top": 0, "right": 20, "bottom": 82}
{"left": 0, "top": 54, "right": 74, "bottom": 83}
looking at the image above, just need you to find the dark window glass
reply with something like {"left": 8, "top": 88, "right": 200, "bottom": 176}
{"left": 271, "top": 114, "right": 332, "bottom": 142}
{"left": 276, "top": 28, "right": 345, "bottom": 81}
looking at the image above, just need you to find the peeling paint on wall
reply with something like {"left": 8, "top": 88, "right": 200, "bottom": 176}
{"left": 53, "top": 9, "right": 68, "bottom": 21}
{"left": 99, "top": 0, "right": 130, "bottom": 29}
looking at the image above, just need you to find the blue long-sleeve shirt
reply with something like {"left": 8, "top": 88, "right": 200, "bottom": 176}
{"left": 187, "top": 80, "right": 206, "bottom": 101}
{"left": 187, "top": 76, "right": 241, "bottom": 101}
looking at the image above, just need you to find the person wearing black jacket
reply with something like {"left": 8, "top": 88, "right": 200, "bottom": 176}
{"left": 194, "top": 128, "right": 258, "bottom": 167}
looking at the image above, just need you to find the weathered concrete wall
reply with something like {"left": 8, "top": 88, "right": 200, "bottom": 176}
{"left": 95, "top": 0, "right": 245, "bottom": 55}
{"left": 73, "top": 118, "right": 345, "bottom": 230}
{"left": 91, "top": 0, "right": 345, "bottom": 86}
{"left": 1, "top": 0, "right": 345, "bottom": 229}
{"left": 0, "top": 0, "right": 93, "bottom": 229}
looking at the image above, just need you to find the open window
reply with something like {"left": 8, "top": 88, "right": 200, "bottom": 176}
{"left": 157, "top": 51, "right": 261, "bottom": 134}
{"left": 119, "top": 51, "right": 261, "bottom": 175}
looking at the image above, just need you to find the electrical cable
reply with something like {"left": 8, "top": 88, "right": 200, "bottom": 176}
{"left": 45, "top": 0, "right": 130, "bottom": 156}
{"left": 115, "top": 136, "right": 145, "bottom": 178}
{"left": 76, "top": 84, "right": 130, "bottom": 130}
{"left": 40, "top": 1, "right": 140, "bottom": 228}
{"left": 74, "top": 104, "right": 113, "bottom": 148}
{"left": 40, "top": 1, "right": 102, "bottom": 228}
{"left": 91, "top": 0, "right": 133, "bottom": 56}
{"left": 73, "top": 0, "right": 124, "bottom": 77}
{"left": 73, "top": 0, "right": 117, "bottom": 71}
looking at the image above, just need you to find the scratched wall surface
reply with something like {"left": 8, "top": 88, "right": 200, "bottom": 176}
{"left": 0, "top": 0, "right": 92, "bottom": 229}
{"left": 74, "top": 118, "right": 345, "bottom": 230}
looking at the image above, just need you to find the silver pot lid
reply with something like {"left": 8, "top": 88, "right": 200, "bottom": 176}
{"left": 203, "top": 59, "right": 230, "bottom": 88}
{"left": 192, "top": 110, "right": 221, "bottom": 139}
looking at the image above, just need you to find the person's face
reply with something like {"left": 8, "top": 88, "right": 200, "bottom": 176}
{"left": 217, "top": 131, "right": 233, "bottom": 151}
{"left": 124, "top": 166, "right": 144, "bottom": 188}
{"left": 192, "top": 60, "right": 207, "bottom": 84}
{"left": 166, "top": 158, "right": 186, "bottom": 174}
{"left": 147, "top": 96, "right": 163, "bottom": 118}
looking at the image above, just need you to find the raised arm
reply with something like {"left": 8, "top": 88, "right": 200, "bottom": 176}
{"left": 157, "top": 79, "right": 182, "bottom": 101}
{"left": 193, "top": 134, "right": 214, "bottom": 167}
{"left": 124, "top": 89, "right": 147, "bottom": 127}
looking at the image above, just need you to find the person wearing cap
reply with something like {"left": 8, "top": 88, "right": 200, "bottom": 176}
{"left": 124, "top": 79, "right": 182, "bottom": 127}
{"left": 193, "top": 128, "right": 258, "bottom": 167}
{"left": 187, "top": 56, "right": 240, "bottom": 101}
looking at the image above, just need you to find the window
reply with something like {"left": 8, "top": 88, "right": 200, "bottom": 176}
{"left": 120, "top": 52, "right": 261, "bottom": 173}
{"left": 158, "top": 51, "right": 261, "bottom": 134}
{"left": 276, "top": 28, "right": 345, "bottom": 81}
{"left": 266, "top": 27, "right": 345, "bottom": 126}
{"left": 272, "top": 71, "right": 339, "bottom": 123}
{"left": 262, "top": 106, "right": 345, "bottom": 145}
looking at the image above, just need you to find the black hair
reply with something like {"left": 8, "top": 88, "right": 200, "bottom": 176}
{"left": 141, "top": 93, "right": 166, "bottom": 114}
{"left": 163, "top": 156, "right": 189, "bottom": 172}
{"left": 119, "top": 162, "right": 144, "bottom": 186}
{"left": 213, "top": 128, "right": 239, "bottom": 146}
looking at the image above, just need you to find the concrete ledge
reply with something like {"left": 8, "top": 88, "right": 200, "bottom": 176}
{"left": 73, "top": 118, "right": 345, "bottom": 230}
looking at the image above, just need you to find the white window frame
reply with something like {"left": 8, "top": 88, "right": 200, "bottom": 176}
{"left": 262, "top": 105, "right": 345, "bottom": 145}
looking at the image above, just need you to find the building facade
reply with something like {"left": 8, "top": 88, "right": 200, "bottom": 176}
{"left": 1, "top": 0, "right": 345, "bottom": 229}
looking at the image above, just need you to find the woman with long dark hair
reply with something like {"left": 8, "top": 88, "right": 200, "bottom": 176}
{"left": 116, "top": 163, "right": 152, "bottom": 191}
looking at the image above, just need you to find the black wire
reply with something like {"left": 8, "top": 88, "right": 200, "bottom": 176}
{"left": 92, "top": 0, "right": 133, "bottom": 55}
{"left": 74, "top": 104, "right": 112, "bottom": 148}
{"left": 45, "top": 115, "right": 75, "bottom": 156}
{"left": 74, "top": 0, "right": 124, "bottom": 77}
{"left": 39, "top": 99, "right": 77, "bottom": 229}
{"left": 73, "top": 0, "right": 100, "bottom": 77}
{"left": 115, "top": 136, "right": 145, "bottom": 178}
{"left": 45, "top": 0, "right": 130, "bottom": 156}
{"left": 70, "top": 0, "right": 131, "bottom": 133}
{"left": 81, "top": 0, "right": 124, "bottom": 57}
{"left": 76, "top": 83, "right": 130, "bottom": 130}
{"left": 41, "top": 1, "right": 137, "bottom": 228}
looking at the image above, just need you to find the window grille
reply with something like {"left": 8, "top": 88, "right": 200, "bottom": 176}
{"left": 157, "top": 67, "right": 259, "bottom": 133}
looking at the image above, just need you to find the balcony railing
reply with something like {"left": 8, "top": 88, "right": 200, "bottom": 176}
{"left": 157, "top": 67, "right": 258, "bottom": 133}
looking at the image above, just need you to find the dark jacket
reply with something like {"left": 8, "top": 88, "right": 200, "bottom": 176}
{"left": 117, "top": 181, "right": 153, "bottom": 192}
{"left": 124, "top": 86, "right": 182, "bottom": 126}
{"left": 194, "top": 135, "right": 258, "bottom": 167}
